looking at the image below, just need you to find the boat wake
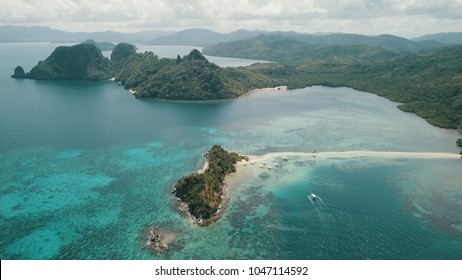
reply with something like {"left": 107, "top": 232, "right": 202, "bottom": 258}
{"left": 308, "top": 194, "right": 327, "bottom": 227}
{"left": 317, "top": 196, "right": 326, "bottom": 207}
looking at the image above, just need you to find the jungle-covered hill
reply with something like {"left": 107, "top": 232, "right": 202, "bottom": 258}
{"left": 19, "top": 43, "right": 115, "bottom": 80}
{"left": 116, "top": 49, "right": 273, "bottom": 100}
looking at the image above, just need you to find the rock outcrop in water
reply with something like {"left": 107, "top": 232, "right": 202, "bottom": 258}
{"left": 146, "top": 225, "right": 169, "bottom": 252}
{"left": 11, "top": 66, "right": 26, "bottom": 78}
{"left": 24, "top": 43, "right": 114, "bottom": 80}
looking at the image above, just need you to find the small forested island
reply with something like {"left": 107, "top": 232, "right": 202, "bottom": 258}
{"left": 173, "top": 145, "right": 247, "bottom": 226}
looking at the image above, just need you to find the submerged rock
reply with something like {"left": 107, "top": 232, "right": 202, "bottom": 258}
{"left": 146, "top": 225, "right": 169, "bottom": 252}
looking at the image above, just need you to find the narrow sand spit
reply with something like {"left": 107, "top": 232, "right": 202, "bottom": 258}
{"left": 243, "top": 150, "right": 460, "bottom": 164}
{"left": 227, "top": 150, "right": 460, "bottom": 185}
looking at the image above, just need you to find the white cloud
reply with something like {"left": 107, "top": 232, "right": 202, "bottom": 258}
{"left": 0, "top": 0, "right": 461, "bottom": 36}
{"left": 402, "top": 0, "right": 462, "bottom": 19}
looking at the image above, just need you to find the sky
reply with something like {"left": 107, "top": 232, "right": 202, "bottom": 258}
{"left": 1, "top": 0, "right": 461, "bottom": 37}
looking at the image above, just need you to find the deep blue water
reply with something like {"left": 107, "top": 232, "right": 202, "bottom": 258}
{"left": 0, "top": 43, "right": 461, "bottom": 259}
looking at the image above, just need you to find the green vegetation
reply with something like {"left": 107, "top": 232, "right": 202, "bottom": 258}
{"left": 82, "top": 39, "right": 115, "bottom": 51}
{"left": 173, "top": 145, "right": 246, "bottom": 223}
{"left": 13, "top": 44, "right": 273, "bottom": 100}
{"left": 457, "top": 138, "right": 462, "bottom": 148}
{"left": 204, "top": 34, "right": 398, "bottom": 65}
{"left": 25, "top": 43, "right": 114, "bottom": 80}
{"left": 292, "top": 47, "right": 462, "bottom": 129}
{"left": 205, "top": 35, "right": 462, "bottom": 130}
{"left": 116, "top": 49, "right": 273, "bottom": 100}
{"left": 11, "top": 66, "right": 26, "bottom": 78}
{"left": 12, "top": 36, "right": 462, "bottom": 144}
{"left": 110, "top": 43, "right": 137, "bottom": 64}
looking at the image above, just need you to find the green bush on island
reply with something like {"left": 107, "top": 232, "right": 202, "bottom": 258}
{"left": 457, "top": 138, "right": 462, "bottom": 148}
{"left": 173, "top": 145, "right": 245, "bottom": 222}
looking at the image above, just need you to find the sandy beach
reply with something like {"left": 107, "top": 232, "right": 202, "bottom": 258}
{"left": 244, "top": 150, "right": 460, "bottom": 163}
{"left": 244, "top": 85, "right": 288, "bottom": 97}
{"left": 226, "top": 150, "right": 461, "bottom": 186}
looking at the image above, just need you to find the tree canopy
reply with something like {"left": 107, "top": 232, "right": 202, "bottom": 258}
{"left": 174, "top": 145, "right": 245, "bottom": 222}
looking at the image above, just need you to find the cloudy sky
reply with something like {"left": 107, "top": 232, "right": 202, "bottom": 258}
{"left": 1, "top": 0, "right": 461, "bottom": 37}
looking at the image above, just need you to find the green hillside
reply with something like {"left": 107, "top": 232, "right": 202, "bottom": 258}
{"left": 204, "top": 34, "right": 399, "bottom": 65}
{"left": 27, "top": 43, "right": 114, "bottom": 80}
{"left": 204, "top": 35, "right": 462, "bottom": 130}
{"left": 116, "top": 49, "right": 273, "bottom": 100}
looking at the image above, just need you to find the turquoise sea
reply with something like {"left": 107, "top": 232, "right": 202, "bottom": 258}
{"left": 0, "top": 43, "right": 461, "bottom": 259}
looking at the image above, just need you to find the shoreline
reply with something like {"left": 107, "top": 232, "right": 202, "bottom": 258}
{"left": 241, "top": 85, "right": 287, "bottom": 98}
{"left": 127, "top": 85, "right": 289, "bottom": 102}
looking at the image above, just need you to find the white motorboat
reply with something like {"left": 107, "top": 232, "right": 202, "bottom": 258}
{"left": 308, "top": 193, "right": 317, "bottom": 200}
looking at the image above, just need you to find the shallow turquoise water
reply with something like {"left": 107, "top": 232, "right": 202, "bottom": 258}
{"left": 0, "top": 43, "right": 461, "bottom": 259}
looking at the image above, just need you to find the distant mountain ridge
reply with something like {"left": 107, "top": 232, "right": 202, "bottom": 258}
{"left": 147, "top": 28, "right": 266, "bottom": 46}
{"left": 203, "top": 34, "right": 400, "bottom": 64}
{"left": 413, "top": 32, "right": 462, "bottom": 45}
{"left": 0, "top": 25, "right": 173, "bottom": 43}
{"left": 150, "top": 28, "right": 447, "bottom": 52}
{"left": 279, "top": 33, "right": 445, "bottom": 53}
{"left": 3, "top": 25, "right": 455, "bottom": 53}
